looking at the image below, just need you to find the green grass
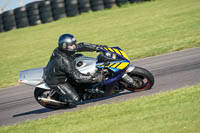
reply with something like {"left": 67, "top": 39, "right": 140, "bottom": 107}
{"left": 0, "top": 0, "right": 200, "bottom": 88}
{"left": 1, "top": 84, "right": 200, "bottom": 133}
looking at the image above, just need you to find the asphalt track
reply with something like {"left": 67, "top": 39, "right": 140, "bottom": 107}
{"left": 0, "top": 47, "right": 200, "bottom": 127}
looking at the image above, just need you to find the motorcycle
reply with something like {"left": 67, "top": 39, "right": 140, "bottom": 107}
{"left": 18, "top": 46, "right": 154, "bottom": 109}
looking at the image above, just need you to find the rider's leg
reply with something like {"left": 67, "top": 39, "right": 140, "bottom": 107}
{"left": 53, "top": 83, "right": 79, "bottom": 104}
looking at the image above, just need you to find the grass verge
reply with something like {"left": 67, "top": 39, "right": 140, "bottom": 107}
{"left": 0, "top": 0, "right": 200, "bottom": 88}
{"left": 1, "top": 84, "right": 200, "bottom": 133}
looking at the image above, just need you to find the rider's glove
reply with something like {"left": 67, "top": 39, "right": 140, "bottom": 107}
{"left": 91, "top": 73, "right": 104, "bottom": 83}
{"left": 96, "top": 45, "right": 108, "bottom": 52}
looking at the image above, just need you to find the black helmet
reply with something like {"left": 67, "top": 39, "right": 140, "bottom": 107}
{"left": 58, "top": 34, "right": 77, "bottom": 54}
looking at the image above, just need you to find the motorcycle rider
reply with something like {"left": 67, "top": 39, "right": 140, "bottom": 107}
{"left": 44, "top": 34, "right": 106, "bottom": 106}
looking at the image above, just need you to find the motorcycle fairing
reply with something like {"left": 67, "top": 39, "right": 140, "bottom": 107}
{"left": 97, "top": 61, "right": 129, "bottom": 72}
{"left": 96, "top": 47, "right": 130, "bottom": 72}
{"left": 18, "top": 67, "right": 44, "bottom": 86}
{"left": 104, "top": 47, "right": 129, "bottom": 60}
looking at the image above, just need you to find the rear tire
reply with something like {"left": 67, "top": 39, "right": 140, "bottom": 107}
{"left": 34, "top": 87, "right": 66, "bottom": 109}
{"left": 121, "top": 66, "right": 154, "bottom": 92}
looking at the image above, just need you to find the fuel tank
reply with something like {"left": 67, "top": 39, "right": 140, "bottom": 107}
{"left": 75, "top": 56, "right": 97, "bottom": 75}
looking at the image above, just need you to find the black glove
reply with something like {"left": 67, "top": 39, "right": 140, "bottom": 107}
{"left": 91, "top": 73, "right": 104, "bottom": 83}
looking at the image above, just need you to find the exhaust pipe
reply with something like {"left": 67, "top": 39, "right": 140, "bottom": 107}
{"left": 38, "top": 97, "right": 66, "bottom": 106}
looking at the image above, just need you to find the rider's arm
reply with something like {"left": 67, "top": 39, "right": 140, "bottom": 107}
{"left": 76, "top": 42, "right": 106, "bottom": 52}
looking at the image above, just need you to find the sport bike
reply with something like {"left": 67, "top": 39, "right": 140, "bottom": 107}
{"left": 18, "top": 47, "right": 154, "bottom": 109}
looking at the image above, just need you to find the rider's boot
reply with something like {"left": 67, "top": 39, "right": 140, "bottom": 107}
{"left": 54, "top": 83, "right": 79, "bottom": 107}
{"left": 62, "top": 98, "right": 77, "bottom": 108}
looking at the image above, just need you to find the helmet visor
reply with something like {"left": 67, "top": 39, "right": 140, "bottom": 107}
{"left": 67, "top": 44, "right": 77, "bottom": 50}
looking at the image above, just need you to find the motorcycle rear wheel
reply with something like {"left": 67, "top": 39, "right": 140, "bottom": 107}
{"left": 34, "top": 87, "right": 66, "bottom": 109}
{"left": 121, "top": 66, "right": 154, "bottom": 92}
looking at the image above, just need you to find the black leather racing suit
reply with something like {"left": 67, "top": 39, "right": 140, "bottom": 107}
{"left": 44, "top": 43, "right": 100, "bottom": 103}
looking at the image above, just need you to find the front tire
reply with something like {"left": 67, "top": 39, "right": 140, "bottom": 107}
{"left": 121, "top": 66, "right": 155, "bottom": 92}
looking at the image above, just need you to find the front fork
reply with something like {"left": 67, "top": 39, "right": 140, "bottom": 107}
{"left": 121, "top": 64, "right": 136, "bottom": 87}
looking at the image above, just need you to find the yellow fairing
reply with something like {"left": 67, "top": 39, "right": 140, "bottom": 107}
{"left": 113, "top": 49, "right": 121, "bottom": 55}
{"left": 108, "top": 48, "right": 114, "bottom": 52}
{"left": 117, "top": 62, "right": 129, "bottom": 69}
{"left": 119, "top": 50, "right": 129, "bottom": 60}
{"left": 103, "top": 62, "right": 129, "bottom": 70}
{"left": 101, "top": 47, "right": 130, "bottom": 70}
{"left": 111, "top": 63, "right": 120, "bottom": 68}
{"left": 104, "top": 47, "right": 129, "bottom": 60}
{"left": 104, "top": 47, "right": 108, "bottom": 51}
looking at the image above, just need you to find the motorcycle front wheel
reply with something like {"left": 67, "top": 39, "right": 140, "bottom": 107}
{"left": 120, "top": 66, "right": 155, "bottom": 92}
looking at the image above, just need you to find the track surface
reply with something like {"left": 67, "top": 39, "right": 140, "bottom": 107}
{"left": 0, "top": 47, "right": 200, "bottom": 127}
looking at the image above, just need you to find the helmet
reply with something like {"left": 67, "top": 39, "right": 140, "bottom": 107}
{"left": 58, "top": 34, "right": 77, "bottom": 54}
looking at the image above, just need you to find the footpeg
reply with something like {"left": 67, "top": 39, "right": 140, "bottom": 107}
{"left": 88, "top": 88, "right": 104, "bottom": 94}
